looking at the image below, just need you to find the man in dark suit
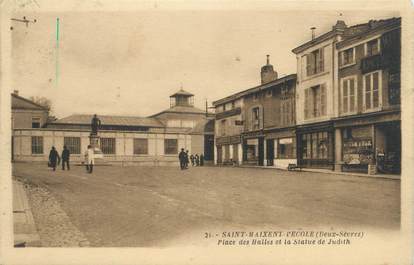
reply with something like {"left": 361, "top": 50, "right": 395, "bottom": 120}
{"left": 178, "top": 148, "right": 186, "bottom": 170}
{"left": 61, "top": 145, "right": 70, "bottom": 170}
{"left": 48, "top": 146, "right": 60, "bottom": 171}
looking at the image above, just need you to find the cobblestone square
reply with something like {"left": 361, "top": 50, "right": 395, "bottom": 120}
{"left": 13, "top": 163, "right": 400, "bottom": 247}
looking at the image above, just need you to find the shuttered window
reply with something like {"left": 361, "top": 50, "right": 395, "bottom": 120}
{"left": 341, "top": 77, "right": 357, "bottom": 114}
{"left": 280, "top": 99, "right": 293, "bottom": 126}
{"left": 304, "top": 84, "right": 326, "bottom": 119}
{"left": 306, "top": 48, "right": 324, "bottom": 76}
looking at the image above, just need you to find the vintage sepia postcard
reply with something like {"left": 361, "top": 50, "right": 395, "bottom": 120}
{"left": 0, "top": 0, "right": 413, "bottom": 264}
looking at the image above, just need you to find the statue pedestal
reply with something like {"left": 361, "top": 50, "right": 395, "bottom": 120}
{"left": 89, "top": 134, "right": 104, "bottom": 160}
{"left": 89, "top": 134, "right": 100, "bottom": 148}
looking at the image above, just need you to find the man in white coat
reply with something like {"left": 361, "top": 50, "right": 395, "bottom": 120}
{"left": 85, "top": 145, "right": 95, "bottom": 173}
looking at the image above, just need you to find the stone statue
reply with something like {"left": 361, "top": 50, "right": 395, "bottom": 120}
{"left": 91, "top": 114, "right": 101, "bottom": 135}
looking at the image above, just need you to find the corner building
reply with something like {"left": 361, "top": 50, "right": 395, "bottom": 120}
{"left": 292, "top": 17, "right": 401, "bottom": 174}
{"left": 333, "top": 18, "right": 401, "bottom": 174}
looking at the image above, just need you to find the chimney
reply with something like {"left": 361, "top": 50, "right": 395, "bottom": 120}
{"left": 310, "top": 27, "right": 316, "bottom": 40}
{"left": 13, "top": 90, "right": 19, "bottom": 95}
{"left": 260, "top": 55, "right": 278, "bottom": 84}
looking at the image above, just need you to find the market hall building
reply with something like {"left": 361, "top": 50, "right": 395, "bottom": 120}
{"left": 12, "top": 90, "right": 215, "bottom": 166}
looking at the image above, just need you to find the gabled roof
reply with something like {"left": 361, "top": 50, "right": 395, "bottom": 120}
{"left": 11, "top": 93, "right": 49, "bottom": 111}
{"left": 292, "top": 30, "right": 338, "bottom": 54}
{"left": 50, "top": 114, "right": 164, "bottom": 128}
{"left": 170, "top": 89, "right": 194, "bottom": 97}
{"left": 212, "top": 74, "right": 297, "bottom": 106}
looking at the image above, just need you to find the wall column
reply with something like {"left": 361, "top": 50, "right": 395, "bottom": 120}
{"left": 214, "top": 144, "right": 217, "bottom": 165}
{"left": 334, "top": 128, "right": 342, "bottom": 172}
{"left": 238, "top": 143, "right": 243, "bottom": 166}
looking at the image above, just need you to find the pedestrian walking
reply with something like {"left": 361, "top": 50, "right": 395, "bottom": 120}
{"left": 85, "top": 145, "right": 95, "bottom": 173}
{"left": 185, "top": 150, "right": 190, "bottom": 169}
{"left": 190, "top": 154, "right": 195, "bottom": 166}
{"left": 195, "top": 154, "right": 200, "bottom": 166}
{"left": 48, "top": 146, "right": 60, "bottom": 171}
{"left": 61, "top": 145, "right": 70, "bottom": 170}
{"left": 178, "top": 148, "right": 186, "bottom": 170}
{"left": 200, "top": 154, "right": 204, "bottom": 166}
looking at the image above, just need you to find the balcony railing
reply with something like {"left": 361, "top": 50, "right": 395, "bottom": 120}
{"left": 360, "top": 54, "right": 382, "bottom": 74}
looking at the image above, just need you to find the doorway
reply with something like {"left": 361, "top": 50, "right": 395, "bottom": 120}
{"left": 258, "top": 137, "right": 264, "bottom": 166}
{"left": 204, "top": 135, "right": 214, "bottom": 161}
{"left": 266, "top": 139, "right": 274, "bottom": 166}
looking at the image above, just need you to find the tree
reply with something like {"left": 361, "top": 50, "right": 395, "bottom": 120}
{"left": 29, "top": 96, "right": 52, "bottom": 111}
{"left": 29, "top": 96, "right": 58, "bottom": 122}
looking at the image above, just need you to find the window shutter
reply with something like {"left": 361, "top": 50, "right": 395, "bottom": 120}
{"left": 304, "top": 88, "right": 309, "bottom": 119}
{"left": 259, "top": 106, "right": 263, "bottom": 129}
{"left": 318, "top": 48, "right": 324, "bottom": 72}
{"left": 342, "top": 80, "right": 348, "bottom": 113}
{"left": 349, "top": 79, "right": 355, "bottom": 112}
{"left": 306, "top": 54, "right": 312, "bottom": 76}
{"left": 320, "top": 84, "right": 326, "bottom": 115}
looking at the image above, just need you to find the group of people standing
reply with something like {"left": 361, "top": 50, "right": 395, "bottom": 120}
{"left": 178, "top": 148, "right": 204, "bottom": 170}
{"left": 48, "top": 145, "right": 95, "bottom": 173}
{"left": 48, "top": 145, "right": 71, "bottom": 171}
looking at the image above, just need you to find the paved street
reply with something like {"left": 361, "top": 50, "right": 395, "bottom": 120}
{"left": 13, "top": 163, "right": 400, "bottom": 247}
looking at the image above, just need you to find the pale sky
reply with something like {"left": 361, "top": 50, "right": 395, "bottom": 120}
{"left": 11, "top": 9, "right": 399, "bottom": 118}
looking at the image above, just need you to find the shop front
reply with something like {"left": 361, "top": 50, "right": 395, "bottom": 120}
{"left": 216, "top": 135, "right": 242, "bottom": 165}
{"left": 296, "top": 121, "right": 334, "bottom": 169}
{"left": 333, "top": 110, "right": 401, "bottom": 174}
{"left": 264, "top": 128, "right": 297, "bottom": 169}
{"left": 341, "top": 125, "right": 374, "bottom": 173}
{"left": 242, "top": 131, "right": 264, "bottom": 166}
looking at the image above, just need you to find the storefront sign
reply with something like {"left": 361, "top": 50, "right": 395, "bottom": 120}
{"left": 243, "top": 131, "right": 263, "bottom": 139}
{"left": 216, "top": 135, "right": 241, "bottom": 145}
